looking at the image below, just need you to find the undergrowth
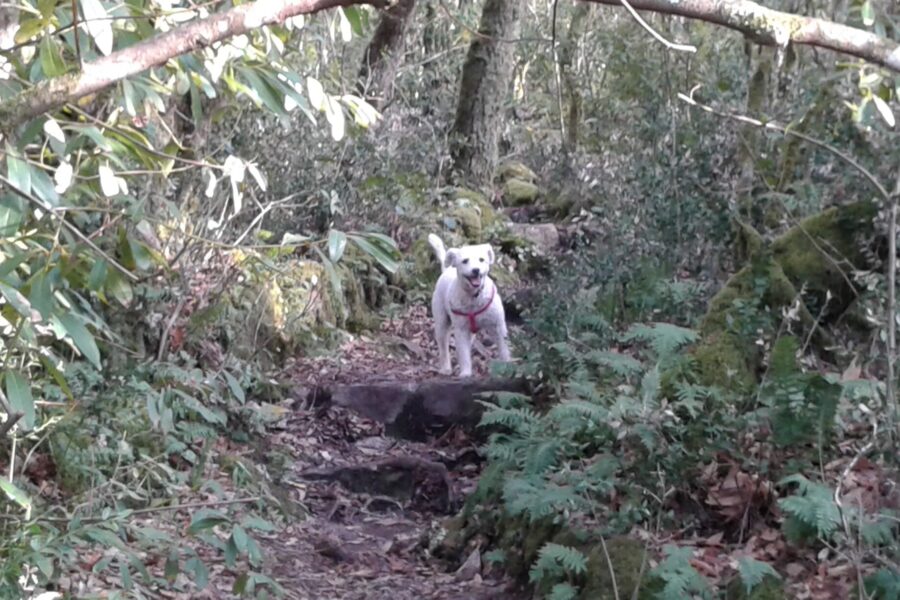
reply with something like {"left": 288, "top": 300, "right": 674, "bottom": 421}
{"left": 476, "top": 254, "right": 899, "bottom": 598}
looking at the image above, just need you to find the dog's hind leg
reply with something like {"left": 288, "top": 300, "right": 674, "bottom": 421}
{"left": 435, "top": 317, "right": 452, "bottom": 375}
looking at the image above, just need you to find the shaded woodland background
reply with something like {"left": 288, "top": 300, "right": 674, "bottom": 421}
{"left": 0, "top": 0, "right": 899, "bottom": 597}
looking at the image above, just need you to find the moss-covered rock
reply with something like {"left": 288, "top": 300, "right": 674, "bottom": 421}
{"left": 580, "top": 537, "right": 660, "bottom": 600}
{"left": 504, "top": 178, "right": 540, "bottom": 206}
{"left": 451, "top": 205, "right": 484, "bottom": 239}
{"left": 771, "top": 201, "right": 877, "bottom": 317}
{"left": 690, "top": 201, "right": 878, "bottom": 390}
{"left": 497, "top": 160, "right": 537, "bottom": 184}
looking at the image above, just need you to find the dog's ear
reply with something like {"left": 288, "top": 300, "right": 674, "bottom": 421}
{"left": 445, "top": 248, "right": 461, "bottom": 269}
{"left": 487, "top": 246, "right": 495, "bottom": 265}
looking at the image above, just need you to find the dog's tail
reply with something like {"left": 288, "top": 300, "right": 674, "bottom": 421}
{"left": 427, "top": 233, "right": 448, "bottom": 271}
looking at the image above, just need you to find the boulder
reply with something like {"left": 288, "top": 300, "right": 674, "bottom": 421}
{"left": 496, "top": 160, "right": 537, "bottom": 184}
{"left": 503, "top": 178, "right": 539, "bottom": 206}
{"left": 507, "top": 223, "right": 560, "bottom": 254}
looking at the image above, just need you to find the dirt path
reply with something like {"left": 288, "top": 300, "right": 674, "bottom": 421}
{"left": 260, "top": 304, "right": 518, "bottom": 599}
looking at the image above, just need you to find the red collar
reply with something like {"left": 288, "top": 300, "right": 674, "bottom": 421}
{"left": 452, "top": 283, "right": 495, "bottom": 333}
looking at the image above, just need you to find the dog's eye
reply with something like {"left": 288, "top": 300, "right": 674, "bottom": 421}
{"left": 479, "top": 257, "right": 485, "bottom": 262}
{"left": 462, "top": 258, "right": 469, "bottom": 264}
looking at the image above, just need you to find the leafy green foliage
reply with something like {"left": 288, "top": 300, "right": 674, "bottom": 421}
{"left": 651, "top": 545, "right": 711, "bottom": 600}
{"left": 736, "top": 556, "right": 781, "bottom": 594}
{"left": 778, "top": 474, "right": 842, "bottom": 542}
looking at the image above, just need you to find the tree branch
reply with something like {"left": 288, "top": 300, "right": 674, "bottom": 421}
{"left": 0, "top": 0, "right": 387, "bottom": 130}
{"left": 581, "top": 0, "right": 900, "bottom": 73}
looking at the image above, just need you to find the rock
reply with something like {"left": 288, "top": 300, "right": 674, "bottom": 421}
{"left": 300, "top": 456, "right": 453, "bottom": 512}
{"left": 450, "top": 205, "right": 483, "bottom": 239}
{"left": 503, "top": 178, "right": 539, "bottom": 206}
{"left": 507, "top": 223, "right": 560, "bottom": 254}
{"left": 455, "top": 548, "right": 482, "bottom": 581}
{"left": 306, "top": 377, "right": 530, "bottom": 441}
{"left": 496, "top": 160, "right": 537, "bottom": 184}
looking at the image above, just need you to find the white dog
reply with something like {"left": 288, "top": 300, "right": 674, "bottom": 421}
{"left": 427, "top": 234, "right": 511, "bottom": 377}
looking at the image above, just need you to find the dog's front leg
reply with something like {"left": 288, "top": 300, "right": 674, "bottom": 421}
{"left": 435, "top": 317, "right": 452, "bottom": 375}
{"left": 497, "top": 332, "right": 512, "bottom": 362}
{"left": 455, "top": 327, "right": 474, "bottom": 377}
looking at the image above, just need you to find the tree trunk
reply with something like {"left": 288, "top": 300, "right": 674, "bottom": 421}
{"left": 448, "top": 0, "right": 523, "bottom": 186}
{"left": 357, "top": 0, "right": 417, "bottom": 109}
{"left": 560, "top": 3, "right": 590, "bottom": 153}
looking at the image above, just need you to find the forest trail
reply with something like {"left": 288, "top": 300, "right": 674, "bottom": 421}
{"left": 258, "top": 304, "right": 519, "bottom": 600}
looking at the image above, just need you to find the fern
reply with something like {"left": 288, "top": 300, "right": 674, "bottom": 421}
{"left": 585, "top": 350, "right": 643, "bottom": 377}
{"left": 778, "top": 475, "right": 841, "bottom": 540}
{"left": 621, "top": 322, "right": 698, "bottom": 359}
{"left": 736, "top": 557, "right": 781, "bottom": 594}
{"left": 478, "top": 405, "right": 539, "bottom": 431}
{"left": 860, "top": 513, "right": 898, "bottom": 546}
{"left": 865, "top": 568, "right": 900, "bottom": 600}
{"left": 548, "top": 399, "right": 608, "bottom": 425}
{"left": 651, "top": 544, "right": 711, "bottom": 600}
{"left": 523, "top": 438, "right": 564, "bottom": 476}
{"left": 548, "top": 583, "right": 579, "bottom": 600}
{"left": 503, "top": 477, "right": 585, "bottom": 521}
{"left": 528, "top": 543, "right": 588, "bottom": 583}
{"left": 483, "top": 549, "right": 506, "bottom": 565}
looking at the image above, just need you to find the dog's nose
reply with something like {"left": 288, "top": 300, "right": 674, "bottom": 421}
{"left": 471, "top": 268, "right": 481, "bottom": 276}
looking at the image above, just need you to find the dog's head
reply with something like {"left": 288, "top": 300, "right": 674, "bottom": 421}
{"left": 445, "top": 243, "right": 495, "bottom": 293}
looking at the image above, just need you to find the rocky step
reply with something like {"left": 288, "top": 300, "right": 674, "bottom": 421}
{"left": 301, "top": 377, "right": 529, "bottom": 441}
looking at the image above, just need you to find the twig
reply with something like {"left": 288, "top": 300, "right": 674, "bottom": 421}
{"left": 0, "top": 495, "right": 263, "bottom": 523}
{"left": 599, "top": 535, "right": 621, "bottom": 600}
{"left": 619, "top": 0, "right": 696, "bottom": 53}
{"left": 887, "top": 170, "right": 900, "bottom": 451}
{"left": 157, "top": 296, "right": 187, "bottom": 361}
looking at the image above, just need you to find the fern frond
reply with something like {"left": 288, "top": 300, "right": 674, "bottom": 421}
{"left": 503, "top": 478, "right": 584, "bottom": 521}
{"left": 621, "top": 322, "right": 698, "bottom": 358}
{"left": 548, "top": 583, "right": 578, "bottom": 600}
{"left": 528, "top": 543, "right": 588, "bottom": 584}
{"left": 585, "top": 350, "right": 643, "bottom": 377}
{"left": 524, "top": 438, "right": 563, "bottom": 475}
{"left": 737, "top": 557, "right": 781, "bottom": 594}
{"left": 478, "top": 405, "right": 539, "bottom": 431}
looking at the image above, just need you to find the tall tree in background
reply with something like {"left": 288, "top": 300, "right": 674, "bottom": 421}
{"left": 357, "top": 0, "right": 418, "bottom": 109}
{"left": 448, "top": 0, "right": 524, "bottom": 185}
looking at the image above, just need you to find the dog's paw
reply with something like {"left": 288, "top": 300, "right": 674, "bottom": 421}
{"left": 438, "top": 365, "right": 452, "bottom": 376}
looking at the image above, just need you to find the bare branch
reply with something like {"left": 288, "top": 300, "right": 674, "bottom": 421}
{"left": 0, "top": 0, "right": 387, "bottom": 130}
{"left": 581, "top": 0, "right": 900, "bottom": 73}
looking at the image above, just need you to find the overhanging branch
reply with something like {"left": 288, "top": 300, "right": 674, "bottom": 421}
{"left": 582, "top": 0, "right": 900, "bottom": 73}
{"left": 0, "top": 0, "right": 386, "bottom": 130}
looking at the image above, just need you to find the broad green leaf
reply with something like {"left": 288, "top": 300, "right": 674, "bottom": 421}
{"left": 872, "top": 94, "right": 895, "bottom": 127}
{"left": 5, "top": 370, "right": 35, "bottom": 430}
{"left": 860, "top": 0, "right": 875, "bottom": 26}
{"left": 6, "top": 146, "right": 32, "bottom": 197}
{"left": 106, "top": 271, "right": 133, "bottom": 306}
{"left": 231, "top": 524, "right": 248, "bottom": 553}
{"left": 28, "top": 271, "right": 54, "bottom": 318}
{"left": 341, "top": 6, "right": 365, "bottom": 36}
{"left": 38, "top": 0, "right": 57, "bottom": 20}
{"left": 39, "top": 353, "right": 73, "bottom": 400}
{"left": 164, "top": 549, "right": 179, "bottom": 582}
{"left": 223, "top": 371, "right": 245, "bottom": 404}
{"left": 188, "top": 509, "right": 230, "bottom": 534}
{"left": 224, "top": 536, "right": 238, "bottom": 567}
{"left": 30, "top": 167, "right": 60, "bottom": 206}
{"left": 347, "top": 233, "right": 400, "bottom": 274}
{"left": 240, "top": 516, "right": 276, "bottom": 532}
{"left": 54, "top": 162, "right": 73, "bottom": 194}
{"left": 327, "top": 229, "right": 347, "bottom": 262}
{"left": 0, "top": 195, "right": 25, "bottom": 237}
{"left": 39, "top": 36, "right": 67, "bottom": 77}
{"left": 54, "top": 313, "right": 101, "bottom": 368}
{"left": 0, "top": 281, "right": 40, "bottom": 322}
{"left": 14, "top": 19, "right": 45, "bottom": 44}
{"left": 0, "top": 479, "right": 31, "bottom": 511}
{"left": 88, "top": 259, "right": 108, "bottom": 290}
{"left": 186, "top": 557, "right": 209, "bottom": 589}
{"left": 306, "top": 77, "right": 326, "bottom": 111}
{"left": 337, "top": 8, "right": 352, "bottom": 42}
{"left": 80, "top": 0, "right": 113, "bottom": 55}
{"left": 42, "top": 118, "right": 66, "bottom": 144}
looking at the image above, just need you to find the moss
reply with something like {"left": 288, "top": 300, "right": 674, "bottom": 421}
{"left": 451, "top": 205, "right": 483, "bottom": 239}
{"left": 771, "top": 201, "right": 877, "bottom": 316}
{"left": 734, "top": 219, "right": 765, "bottom": 264}
{"left": 691, "top": 332, "right": 757, "bottom": 392}
{"left": 497, "top": 160, "right": 537, "bottom": 183}
{"left": 580, "top": 537, "right": 660, "bottom": 600}
{"left": 453, "top": 187, "right": 500, "bottom": 231}
{"left": 724, "top": 575, "right": 786, "bottom": 600}
{"left": 504, "top": 178, "right": 540, "bottom": 206}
